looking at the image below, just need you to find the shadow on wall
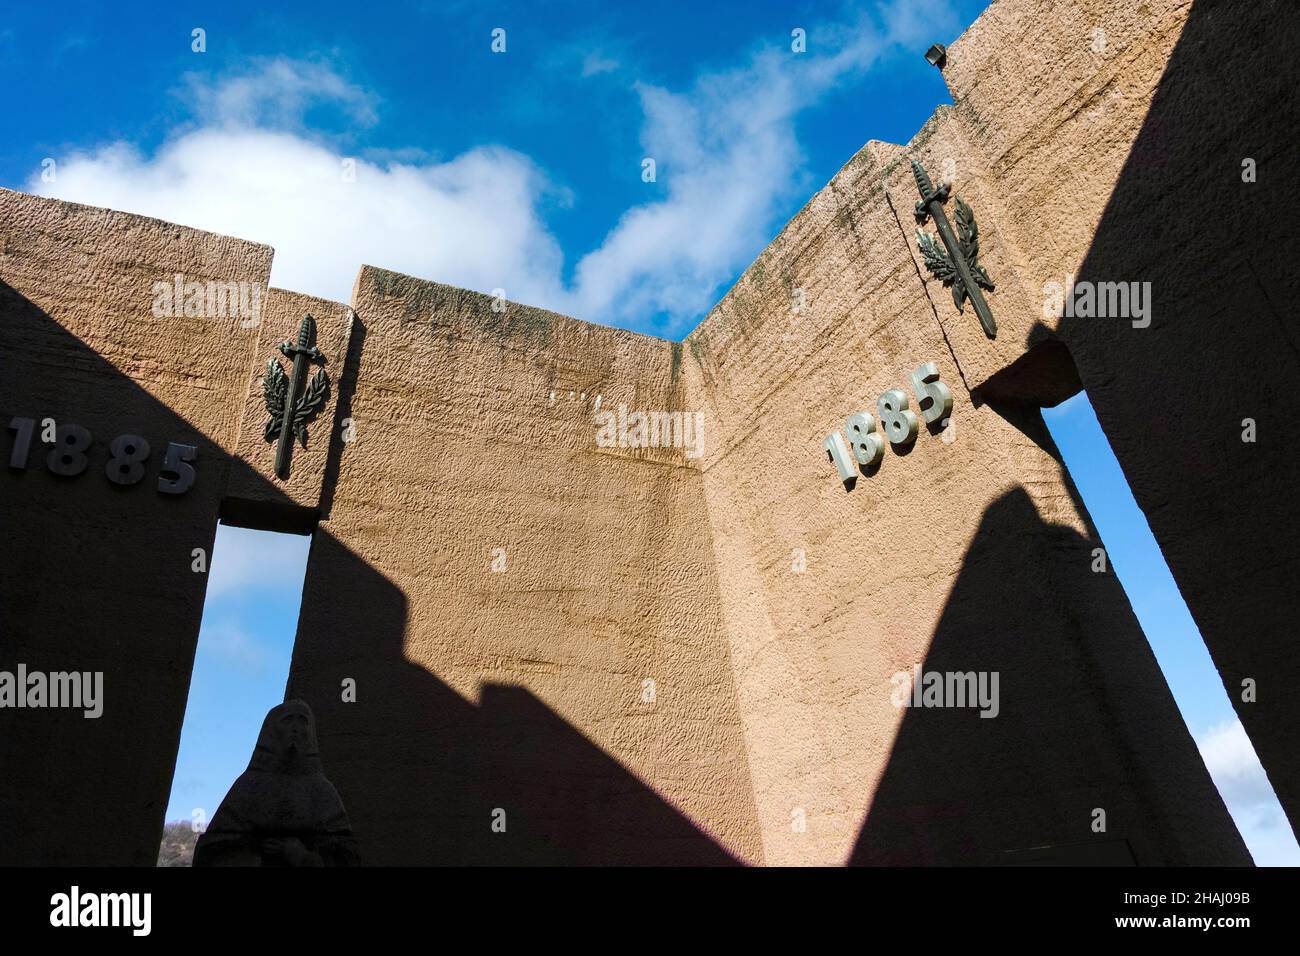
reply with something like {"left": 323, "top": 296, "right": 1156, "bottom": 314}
{"left": 0, "top": 276, "right": 372, "bottom": 863}
{"left": 0, "top": 279, "right": 265, "bottom": 864}
{"left": 0, "top": 279, "right": 735, "bottom": 866}
{"left": 1009, "top": 0, "right": 1300, "bottom": 837}
{"left": 286, "top": 530, "right": 740, "bottom": 866}
{"left": 847, "top": 405, "right": 1250, "bottom": 866}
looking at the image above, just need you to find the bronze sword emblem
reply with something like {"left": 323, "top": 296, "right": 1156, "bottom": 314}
{"left": 262, "top": 313, "right": 329, "bottom": 479}
{"left": 911, "top": 158, "right": 997, "bottom": 339}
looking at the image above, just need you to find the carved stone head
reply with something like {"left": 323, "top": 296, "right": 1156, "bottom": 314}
{"left": 248, "top": 698, "right": 322, "bottom": 776}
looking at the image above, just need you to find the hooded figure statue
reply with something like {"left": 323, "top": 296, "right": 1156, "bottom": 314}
{"left": 193, "top": 699, "right": 360, "bottom": 866}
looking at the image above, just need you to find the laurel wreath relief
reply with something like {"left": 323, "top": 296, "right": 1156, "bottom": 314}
{"left": 915, "top": 197, "right": 996, "bottom": 314}
{"left": 262, "top": 359, "right": 330, "bottom": 446}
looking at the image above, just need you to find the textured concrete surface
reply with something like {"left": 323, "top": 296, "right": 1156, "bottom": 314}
{"left": 0, "top": 188, "right": 272, "bottom": 864}
{"left": 937, "top": 0, "right": 1300, "bottom": 838}
{"left": 225, "top": 288, "right": 355, "bottom": 524}
{"left": 0, "top": 0, "right": 1285, "bottom": 865}
{"left": 285, "top": 268, "right": 763, "bottom": 864}
{"left": 681, "top": 124, "right": 1243, "bottom": 865}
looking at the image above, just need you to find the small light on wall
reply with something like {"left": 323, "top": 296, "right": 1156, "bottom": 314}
{"left": 924, "top": 43, "right": 947, "bottom": 69}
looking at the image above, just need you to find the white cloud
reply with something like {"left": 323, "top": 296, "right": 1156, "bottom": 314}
{"left": 180, "top": 56, "right": 380, "bottom": 130}
{"left": 580, "top": 52, "right": 620, "bottom": 78}
{"left": 30, "top": 2, "right": 954, "bottom": 336}
{"left": 40, "top": 126, "right": 569, "bottom": 313}
{"left": 1199, "top": 719, "right": 1273, "bottom": 805}
{"left": 1196, "top": 719, "right": 1300, "bottom": 865}
{"left": 566, "top": 0, "right": 959, "bottom": 333}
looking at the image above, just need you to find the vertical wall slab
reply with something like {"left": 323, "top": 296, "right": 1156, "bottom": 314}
{"left": 285, "top": 267, "right": 763, "bottom": 864}
{"left": 0, "top": 189, "right": 273, "bottom": 863}
{"left": 936, "top": 0, "right": 1300, "bottom": 836}
{"left": 225, "top": 288, "right": 355, "bottom": 527}
{"left": 681, "top": 133, "right": 1249, "bottom": 865}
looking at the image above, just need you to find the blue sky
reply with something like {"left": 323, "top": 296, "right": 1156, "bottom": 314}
{"left": 165, "top": 527, "right": 310, "bottom": 831}
{"left": 1, "top": 0, "right": 990, "bottom": 337}
{"left": 8, "top": 0, "right": 1292, "bottom": 864}
{"left": 1044, "top": 395, "right": 1298, "bottom": 865}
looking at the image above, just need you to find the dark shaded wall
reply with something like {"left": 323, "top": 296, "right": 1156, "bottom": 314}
{"left": 850, "top": 421, "right": 1247, "bottom": 865}
{"left": 288, "top": 533, "right": 742, "bottom": 865}
{"left": 1055, "top": 0, "right": 1300, "bottom": 836}
{"left": 0, "top": 191, "right": 273, "bottom": 864}
{"left": 937, "top": 0, "right": 1300, "bottom": 835}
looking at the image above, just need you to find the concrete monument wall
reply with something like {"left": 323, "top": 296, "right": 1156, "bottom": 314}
{"left": 284, "top": 268, "right": 763, "bottom": 864}
{"left": 680, "top": 133, "right": 1242, "bottom": 864}
{"left": 0, "top": 190, "right": 273, "bottom": 863}
{"left": 930, "top": 0, "right": 1300, "bottom": 837}
{"left": 0, "top": 0, "right": 1288, "bottom": 865}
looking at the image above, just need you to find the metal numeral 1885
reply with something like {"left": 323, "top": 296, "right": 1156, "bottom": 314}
{"left": 6, "top": 417, "right": 198, "bottom": 495}
{"left": 824, "top": 362, "right": 952, "bottom": 483}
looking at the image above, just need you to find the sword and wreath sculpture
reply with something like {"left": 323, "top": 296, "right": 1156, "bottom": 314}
{"left": 262, "top": 313, "right": 330, "bottom": 479}
{"left": 911, "top": 158, "right": 998, "bottom": 339}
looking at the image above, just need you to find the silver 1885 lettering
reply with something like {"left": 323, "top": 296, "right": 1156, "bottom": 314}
{"left": 823, "top": 362, "right": 952, "bottom": 486}
{"left": 6, "top": 416, "right": 198, "bottom": 495}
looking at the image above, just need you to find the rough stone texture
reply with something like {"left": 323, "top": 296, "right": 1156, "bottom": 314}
{"left": 681, "top": 132, "right": 1242, "bottom": 865}
{"left": 0, "top": 0, "right": 1286, "bottom": 865}
{"left": 920, "top": 0, "right": 1193, "bottom": 389}
{"left": 225, "top": 288, "right": 355, "bottom": 525}
{"left": 284, "top": 267, "right": 762, "bottom": 864}
{"left": 0, "top": 188, "right": 273, "bottom": 864}
{"left": 936, "top": 0, "right": 1300, "bottom": 837}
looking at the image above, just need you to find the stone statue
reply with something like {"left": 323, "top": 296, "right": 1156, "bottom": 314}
{"left": 193, "top": 699, "right": 360, "bottom": 866}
